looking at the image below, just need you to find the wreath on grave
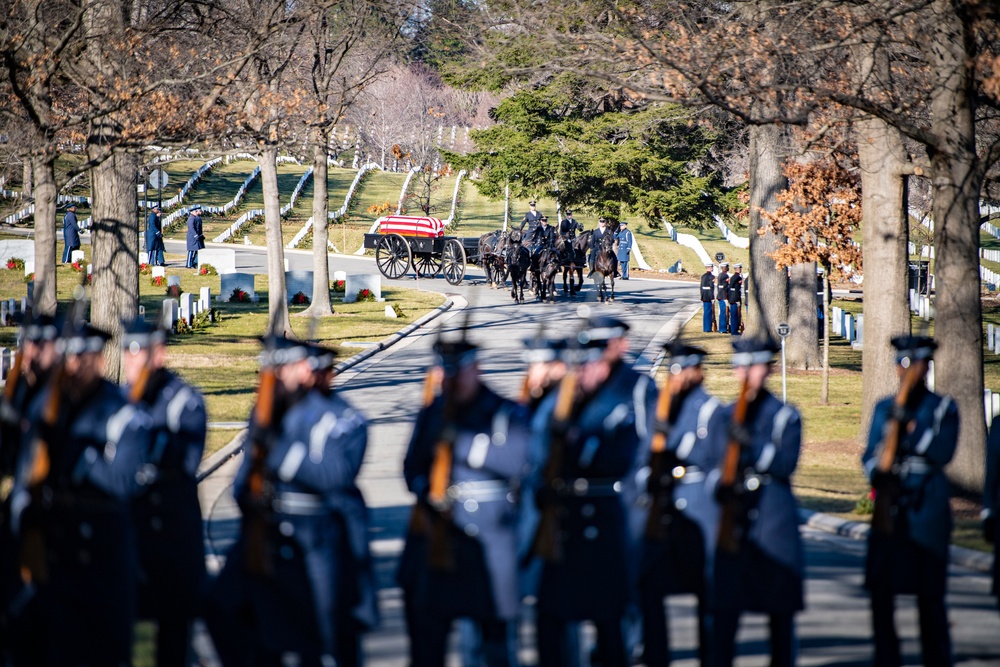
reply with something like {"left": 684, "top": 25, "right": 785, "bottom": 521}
{"left": 332, "top": 280, "right": 345, "bottom": 293}
{"left": 291, "top": 291, "right": 310, "bottom": 305}
{"left": 6, "top": 258, "right": 24, "bottom": 271}
{"left": 230, "top": 286, "right": 251, "bottom": 303}
{"left": 24, "top": 272, "right": 34, "bottom": 284}
{"left": 70, "top": 261, "right": 84, "bottom": 273}
{"left": 139, "top": 263, "right": 152, "bottom": 275}
{"left": 151, "top": 275, "right": 165, "bottom": 287}
{"left": 356, "top": 288, "right": 375, "bottom": 303}
{"left": 199, "top": 264, "right": 218, "bottom": 276}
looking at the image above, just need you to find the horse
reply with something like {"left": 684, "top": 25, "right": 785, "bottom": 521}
{"left": 557, "top": 234, "right": 587, "bottom": 296}
{"left": 478, "top": 229, "right": 509, "bottom": 288}
{"left": 590, "top": 230, "right": 618, "bottom": 303}
{"left": 504, "top": 229, "right": 531, "bottom": 304}
{"left": 534, "top": 246, "right": 561, "bottom": 303}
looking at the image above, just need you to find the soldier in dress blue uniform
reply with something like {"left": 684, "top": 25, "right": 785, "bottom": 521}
{"left": 559, "top": 209, "right": 583, "bottom": 240}
{"left": 862, "top": 336, "right": 957, "bottom": 667}
{"left": 205, "top": 336, "right": 374, "bottom": 667}
{"left": 519, "top": 200, "right": 543, "bottom": 236}
{"left": 716, "top": 262, "right": 730, "bottom": 334}
{"left": 528, "top": 316, "right": 656, "bottom": 667}
{"left": 186, "top": 204, "right": 204, "bottom": 268}
{"left": 145, "top": 204, "right": 165, "bottom": 267}
{"left": 638, "top": 342, "right": 721, "bottom": 667}
{"left": 398, "top": 337, "right": 529, "bottom": 667}
{"left": 700, "top": 264, "right": 716, "bottom": 333}
{"left": 521, "top": 334, "right": 568, "bottom": 416}
{"left": 62, "top": 204, "right": 81, "bottom": 264}
{"left": 614, "top": 220, "right": 633, "bottom": 280}
{"left": 706, "top": 336, "right": 803, "bottom": 667}
{"left": 121, "top": 318, "right": 207, "bottom": 667}
{"left": 727, "top": 265, "right": 743, "bottom": 335}
{"left": 529, "top": 216, "right": 556, "bottom": 249}
{"left": 9, "top": 322, "right": 149, "bottom": 666}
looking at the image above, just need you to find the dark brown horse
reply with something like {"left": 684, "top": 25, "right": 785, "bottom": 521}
{"left": 504, "top": 229, "right": 531, "bottom": 303}
{"left": 478, "top": 229, "right": 509, "bottom": 288}
{"left": 557, "top": 234, "right": 587, "bottom": 296}
{"left": 591, "top": 230, "right": 617, "bottom": 302}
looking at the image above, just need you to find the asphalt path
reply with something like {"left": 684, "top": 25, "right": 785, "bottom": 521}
{"left": 175, "top": 240, "right": 1000, "bottom": 666}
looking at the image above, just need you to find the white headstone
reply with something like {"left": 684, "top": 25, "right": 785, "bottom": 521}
{"left": 70, "top": 250, "right": 85, "bottom": 264}
{"left": 86, "top": 264, "right": 92, "bottom": 276}
{"left": 285, "top": 271, "right": 314, "bottom": 302}
{"left": 23, "top": 260, "right": 33, "bottom": 276}
{"left": 987, "top": 390, "right": 995, "bottom": 427}
{"left": 220, "top": 272, "right": 256, "bottom": 302}
{"left": 333, "top": 270, "right": 347, "bottom": 282}
{"left": 990, "top": 324, "right": 996, "bottom": 351}
{"left": 152, "top": 266, "right": 166, "bottom": 279}
{"left": 1, "top": 301, "right": 8, "bottom": 327}
{"left": 845, "top": 314, "right": 855, "bottom": 342}
{"left": 197, "top": 248, "right": 238, "bottom": 274}
{"left": 167, "top": 275, "right": 181, "bottom": 289}
{"left": 139, "top": 252, "right": 149, "bottom": 265}
{"left": 343, "top": 274, "right": 382, "bottom": 303}
{"left": 284, "top": 259, "right": 289, "bottom": 272}
{"left": 162, "top": 299, "right": 177, "bottom": 330}
{"left": 855, "top": 314, "right": 864, "bottom": 347}
{"left": 179, "top": 293, "right": 194, "bottom": 325}
{"left": 385, "top": 305, "right": 398, "bottom": 319}
{"left": 0, "top": 348, "right": 8, "bottom": 382}
{"left": 199, "top": 287, "right": 211, "bottom": 311}
{"left": 0, "top": 240, "right": 35, "bottom": 266}
{"left": 244, "top": 236, "right": 252, "bottom": 245}
{"left": 832, "top": 307, "right": 842, "bottom": 335}
{"left": 995, "top": 330, "right": 1000, "bottom": 355}
{"left": 993, "top": 392, "right": 1000, "bottom": 421}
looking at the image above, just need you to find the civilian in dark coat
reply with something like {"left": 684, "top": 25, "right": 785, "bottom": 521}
{"left": 145, "top": 205, "right": 165, "bottom": 266}
{"left": 185, "top": 205, "right": 204, "bottom": 268}
{"left": 863, "top": 336, "right": 957, "bottom": 667}
{"left": 62, "top": 205, "right": 81, "bottom": 263}
{"left": 122, "top": 319, "right": 207, "bottom": 667}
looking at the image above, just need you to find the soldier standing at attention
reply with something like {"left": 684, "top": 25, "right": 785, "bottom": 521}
{"left": 615, "top": 220, "right": 634, "bottom": 280}
{"left": 61, "top": 204, "right": 80, "bottom": 264}
{"left": 716, "top": 262, "right": 730, "bottom": 334}
{"left": 529, "top": 315, "right": 656, "bottom": 667}
{"left": 185, "top": 204, "right": 204, "bottom": 269}
{"left": 639, "top": 342, "right": 721, "bottom": 667}
{"left": 708, "top": 336, "right": 803, "bottom": 667}
{"left": 146, "top": 204, "right": 165, "bottom": 267}
{"left": 727, "top": 264, "right": 744, "bottom": 335}
{"left": 121, "top": 318, "right": 207, "bottom": 667}
{"left": 700, "top": 264, "right": 716, "bottom": 333}
{"left": 519, "top": 200, "right": 543, "bottom": 236}
{"left": 205, "top": 336, "right": 373, "bottom": 667}
{"left": 398, "top": 336, "right": 529, "bottom": 667}
{"left": 863, "top": 336, "right": 957, "bottom": 667}
{"left": 11, "top": 322, "right": 149, "bottom": 666}
{"left": 559, "top": 209, "right": 583, "bottom": 240}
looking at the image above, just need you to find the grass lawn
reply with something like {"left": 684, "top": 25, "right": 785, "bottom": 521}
{"left": 631, "top": 223, "right": 705, "bottom": 276}
{"left": 677, "top": 224, "right": 750, "bottom": 269}
{"left": 284, "top": 169, "right": 358, "bottom": 250}
{"left": 147, "top": 159, "right": 205, "bottom": 211}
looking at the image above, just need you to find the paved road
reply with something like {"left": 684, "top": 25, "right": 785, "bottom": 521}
{"left": 179, "top": 241, "right": 1000, "bottom": 666}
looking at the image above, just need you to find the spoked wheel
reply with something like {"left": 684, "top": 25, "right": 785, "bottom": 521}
{"left": 376, "top": 233, "right": 411, "bottom": 279}
{"left": 442, "top": 239, "right": 467, "bottom": 285}
{"left": 413, "top": 253, "right": 442, "bottom": 278}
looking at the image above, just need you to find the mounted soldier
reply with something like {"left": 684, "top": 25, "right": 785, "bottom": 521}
{"left": 559, "top": 209, "right": 583, "bottom": 240}
{"left": 518, "top": 200, "right": 543, "bottom": 237}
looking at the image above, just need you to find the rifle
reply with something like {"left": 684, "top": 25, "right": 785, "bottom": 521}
{"left": 644, "top": 374, "right": 679, "bottom": 540}
{"left": 716, "top": 379, "right": 752, "bottom": 555}
{"left": 426, "top": 370, "right": 458, "bottom": 571}
{"left": 871, "top": 363, "right": 924, "bottom": 536}
{"left": 531, "top": 363, "right": 579, "bottom": 563}
{"left": 244, "top": 358, "right": 278, "bottom": 576}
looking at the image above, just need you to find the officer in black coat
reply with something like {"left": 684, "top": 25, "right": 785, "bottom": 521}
{"left": 530, "top": 216, "right": 556, "bottom": 249}
{"left": 863, "top": 336, "right": 957, "bottom": 667}
{"left": 519, "top": 200, "right": 543, "bottom": 236}
{"left": 206, "top": 336, "right": 374, "bottom": 667}
{"left": 589, "top": 217, "right": 613, "bottom": 276}
{"left": 727, "top": 265, "right": 744, "bottom": 335}
{"left": 62, "top": 204, "right": 81, "bottom": 264}
{"left": 638, "top": 342, "right": 721, "bottom": 667}
{"left": 10, "top": 322, "right": 149, "bottom": 666}
{"left": 398, "top": 337, "right": 529, "bottom": 667}
{"left": 186, "top": 204, "right": 204, "bottom": 268}
{"left": 559, "top": 209, "right": 583, "bottom": 240}
{"left": 528, "top": 316, "right": 656, "bottom": 667}
{"left": 146, "top": 205, "right": 165, "bottom": 267}
{"left": 706, "top": 336, "right": 804, "bottom": 667}
{"left": 122, "top": 318, "right": 207, "bottom": 667}
{"left": 716, "top": 263, "right": 730, "bottom": 334}
{"left": 700, "top": 264, "right": 716, "bottom": 333}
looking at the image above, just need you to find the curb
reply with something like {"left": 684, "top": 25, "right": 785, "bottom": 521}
{"left": 798, "top": 508, "right": 994, "bottom": 574}
{"left": 195, "top": 296, "right": 456, "bottom": 483}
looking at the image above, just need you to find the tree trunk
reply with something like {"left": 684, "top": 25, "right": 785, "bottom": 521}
{"left": 22, "top": 160, "right": 33, "bottom": 198}
{"left": 260, "top": 147, "right": 292, "bottom": 336}
{"left": 821, "top": 272, "right": 831, "bottom": 404}
{"left": 31, "top": 155, "right": 57, "bottom": 316}
{"left": 303, "top": 134, "right": 333, "bottom": 317}
{"left": 89, "top": 150, "right": 139, "bottom": 382}
{"left": 928, "top": 0, "right": 985, "bottom": 491}
{"left": 786, "top": 261, "right": 819, "bottom": 369}
{"left": 747, "top": 123, "right": 788, "bottom": 337}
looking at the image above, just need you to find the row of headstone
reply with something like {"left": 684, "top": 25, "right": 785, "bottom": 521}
{"left": 163, "top": 286, "right": 214, "bottom": 330}
{"left": 986, "top": 324, "right": 1000, "bottom": 356}
{"left": 985, "top": 389, "right": 1000, "bottom": 428}
{"left": 830, "top": 306, "right": 864, "bottom": 348}
{"left": 0, "top": 298, "right": 28, "bottom": 327}
{"left": 909, "top": 289, "right": 934, "bottom": 321}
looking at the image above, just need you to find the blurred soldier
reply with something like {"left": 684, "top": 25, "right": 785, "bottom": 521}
{"left": 863, "top": 336, "right": 957, "bottom": 667}
{"left": 519, "top": 200, "right": 543, "bottom": 236}
{"left": 121, "top": 318, "right": 207, "bottom": 667}
{"left": 700, "top": 264, "right": 716, "bottom": 333}
{"left": 185, "top": 204, "right": 204, "bottom": 269}
{"left": 708, "top": 336, "right": 803, "bottom": 667}
{"left": 986, "top": 410, "right": 1000, "bottom": 613}
{"left": 727, "top": 264, "right": 743, "bottom": 336}
{"left": 559, "top": 209, "right": 583, "bottom": 240}
{"left": 0, "top": 315, "right": 58, "bottom": 661}
{"left": 639, "top": 342, "right": 720, "bottom": 667}
{"left": 521, "top": 334, "right": 568, "bottom": 416}
{"left": 205, "top": 336, "right": 374, "bottom": 667}
{"left": 397, "top": 335, "right": 529, "bottom": 667}
{"left": 614, "top": 220, "right": 634, "bottom": 280}
{"left": 61, "top": 204, "right": 80, "bottom": 264}
{"left": 716, "top": 262, "right": 730, "bottom": 334}
{"left": 10, "top": 321, "right": 149, "bottom": 666}
{"left": 145, "top": 204, "right": 165, "bottom": 267}
{"left": 529, "top": 316, "right": 655, "bottom": 667}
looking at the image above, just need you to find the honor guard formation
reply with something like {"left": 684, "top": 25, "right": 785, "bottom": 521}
{"left": 0, "top": 296, "right": 995, "bottom": 666}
